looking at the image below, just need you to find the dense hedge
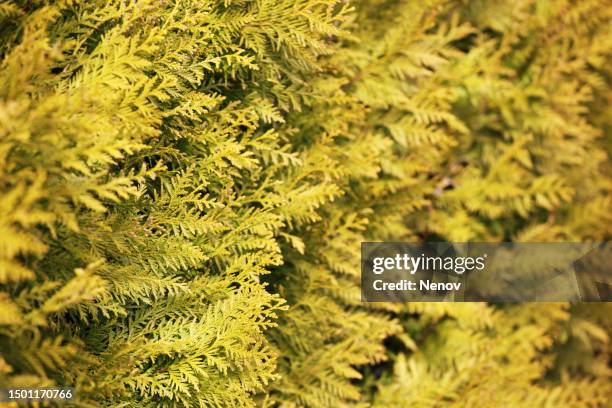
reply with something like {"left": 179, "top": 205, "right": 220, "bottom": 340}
{"left": 0, "top": 0, "right": 610, "bottom": 407}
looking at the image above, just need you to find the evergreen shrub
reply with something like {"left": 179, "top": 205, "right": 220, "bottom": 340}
{"left": 0, "top": 0, "right": 610, "bottom": 407}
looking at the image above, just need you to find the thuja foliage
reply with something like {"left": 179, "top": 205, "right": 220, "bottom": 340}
{"left": 0, "top": 0, "right": 610, "bottom": 407}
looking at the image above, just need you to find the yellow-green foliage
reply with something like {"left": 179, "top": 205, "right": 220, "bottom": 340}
{"left": 0, "top": 0, "right": 610, "bottom": 407}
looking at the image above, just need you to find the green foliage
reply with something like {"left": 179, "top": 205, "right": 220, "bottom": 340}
{"left": 0, "top": 0, "right": 610, "bottom": 407}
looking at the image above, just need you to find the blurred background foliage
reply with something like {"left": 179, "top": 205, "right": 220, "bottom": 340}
{"left": 0, "top": 0, "right": 610, "bottom": 407}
